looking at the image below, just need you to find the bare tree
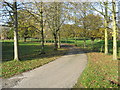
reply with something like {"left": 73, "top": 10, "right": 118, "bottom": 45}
{"left": 22, "top": 1, "right": 48, "bottom": 54}
{"left": 3, "top": 0, "right": 19, "bottom": 60}
{"left": 90, "top": 1, "right": 111, "bottom": 54}
{"left": 46, "top": 2, "right": 65, "bottom": 50}
{"left": 70, "top": 2, "right": 91, "bottom": 48}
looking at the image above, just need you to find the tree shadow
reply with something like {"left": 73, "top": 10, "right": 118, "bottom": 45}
{"left": 2, "top": 42, "right": 74, "bottom": 62}
{"left": 2, "top": 40, "right": 120, "bottom": 62}
{"left": 29, "top": 39, "right": 75, "bottom": 44}
{"left": 117, "top": 58, "right": 120, "bottom": 60}
{"left": 86, "top": 40, "right": 120, "bottom": 54}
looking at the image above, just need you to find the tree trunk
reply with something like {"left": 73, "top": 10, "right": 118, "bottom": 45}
{"left": 104, "top": 1, "right": 108, "bottom": 54}
{"left": 66, "top": 38, "right": 67, "bottom": 43}
{"left": 74, "top": 37, "right": 77, "bottom": 46}
{"left": 40, "top": 1, "right": 45, "bottom": 54}
{"left": 118, "top": 47, "right": 120, "bottom": 57}
{"left": 44, "top": 36, "right": 47, "bottom": 44}
{"left": 24, "top": 37, "right": 27, "bottom": 42}
{"left": 41, "top": 30, "right": 45, "bottom": 54}
{"left": 91, "top": 38, "right": 95, "bottom": 50}
{"left": 91, "top": 40, "right": 94, "bottom": 46}
{"left": 112, "top": 0, "right": 117, "bottom": 60}
{"left": 13, "top": 1, "right": 19, "bottom": 61}
{"left": 104, "top": 19, "right": 108, "bottom": 54}
{"left": 58, "top": 31, "right": 61, "bottom": 48}
{"left": 51, "top": 39, "right": 53, "bottom": 43}
{"left": 53, "top": 33, "right": 58, "bottom": 51}
{"left": 83, "top": 38, "right": 86, "bottom": 48}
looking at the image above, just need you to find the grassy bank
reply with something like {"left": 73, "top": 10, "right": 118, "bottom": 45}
{"left": 74, "top": 52, "right": 119, "bottom": 88}
{"left": 2, "top": 41, "right": 69, "bottom": 78}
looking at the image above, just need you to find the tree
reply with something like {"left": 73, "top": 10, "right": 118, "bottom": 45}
{"left": 112, "top": 0, "right": 117, "bottom": 60}
{"left": 91, "top": 1, "right": 111, "bottom": 54}
{"left": 13, "top": 0, "right": 19, "bottom": 60}
{"left": 0, "top": 25, "right": 10, "bottom": 40}
{"left": 104, "top": 1, "right": 109, "bottom": 54}
{"left": 3, "top": 0, "right": 19, "bottom": 61}
{"left": 79, "top": 14, "right": 103, "bottom": 46}
{"left": 70, "top": 2, "right": 91, "bottom": 48}
{"left": 7, "top": 27, "right": 14, "bottom": 39}
{"left": 22, "top": 1, "right": 48, "bottom": 54}
{"left": 18, "top": 10, "right": 37, "bottom": 42}
{"left": 91, "top": 1, "right": 118, "bottom": 59}
{"left": 46, "top": 2, "right": 65, "bottom": 50}
{"left": 61, "top": 24, "right": 73, "bottom": 39}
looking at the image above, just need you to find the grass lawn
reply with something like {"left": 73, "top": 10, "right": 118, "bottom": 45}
{"left": 66, "top": 38, "right": 120, "bottom": 57}
{"left": 74, "top": 52, "right": 119, "bottom": 88}
{"left": 1, "top": 39, "right": 120, "bottom": 88}
{"left": 1, "top": 40, "right": 69, "bottom": 78}
{"left": 72, "top": 39, "right": 120, "bottom": 53}
{"left": 63, "top": 38, "right": 120, "bottom": 88}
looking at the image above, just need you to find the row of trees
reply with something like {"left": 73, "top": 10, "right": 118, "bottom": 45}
{"left": 68, "top": 0, "right": 119, "bottom": 60}
{"left": 1, "top": 0, "right": 119, "bottom": 60}
{"left": 91, "top": 0, "right": 119, "bottom": 60}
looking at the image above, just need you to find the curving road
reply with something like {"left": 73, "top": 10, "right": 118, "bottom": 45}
{"left": 3, "top": 47, "right": 87, "bottom": 88}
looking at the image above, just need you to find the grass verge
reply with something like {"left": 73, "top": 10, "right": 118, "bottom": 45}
{"left": 2, "top": 42, "right": 69, "bottom": 78}
{"left": 74, "top": 52, "right": 119, "bottom": 88}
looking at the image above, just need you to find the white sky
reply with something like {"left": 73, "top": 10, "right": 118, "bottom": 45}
{"left": 2, "top": 0, "right": 114, "bottom": 2}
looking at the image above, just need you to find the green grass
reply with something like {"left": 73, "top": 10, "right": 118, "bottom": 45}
{"left": 74, "top": 52, "right": 119, "bottom": 88}
{"left": 2, "top": 41, "right": 67, "bottom": 61}
{"left": 1, "top": 38, "right": 120, "bottom": 85}
{"left": 2, "top": 40, "right": 68, "bottom": 78}
{"left": 65, "top": 38, "right": 120, "bottom": 57}
{"left": 65, "top": 38, "right": 120, "bottom": 88}
{"left": 2, "top": 41, "right": 45, "bottom": 61}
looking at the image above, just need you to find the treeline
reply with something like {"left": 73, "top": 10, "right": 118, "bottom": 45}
{"left": 1, "top": 0, "right": 119, "bottom": 60}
